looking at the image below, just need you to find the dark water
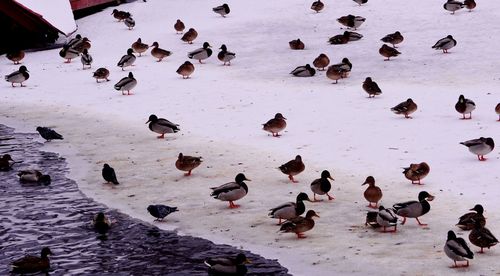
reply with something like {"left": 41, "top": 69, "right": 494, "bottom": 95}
{"left": 0, "top": 125, "right": 289, "bottom": 275}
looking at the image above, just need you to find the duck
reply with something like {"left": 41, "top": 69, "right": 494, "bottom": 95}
{"left": 496, "top": 103, "right": 500, "bottom": 121}
{"left": 146, "top": 114, "right": 180, "bottom": 139}
{"left": 362, "top": 77, "right": 382, "bottom": 98}
{"left": 71, "top": 37, "right": 91, "bottom": 53}
{"left": 326, "top": 65, "right": 343, "bottom": 84}
{"left": 147, "top": 204, "right": 178, "bottom": 221}
{"left": 93, "top": 212, "right": 111, "bottom": 235}
{"left": 313, "top": 53, "right": 330, "bottom": 71}
{"left": 5, "top": 65, "right": 29, "bottom": 87}
{"left": 174, "top": 19, "right": 185, "bottom": 34}
{"left": 176, "top": 153, "right": 203, "bottom": 176}
{"left": 111, "top": 9, "right": 131, "bottom": 21}
{"left": 0, "top": 154, "right": 15, "bottom": 170}
{"left": 402, "top": 162, "right": 430, "bottom": 185}
{"left": 279, "top": 155, "right": 305, "bottom": 183}
{"left": 210, "top": 173, "right": 250, "bottom": 209}
{"left": 376, "top": 206, "right": 398, "bottom": 232}
{"left": 391, "top": 98, "right": 417, "bottom": 118}
{"left": 330, "top": 57, "right": 352, "bottom": 78}
{"left": 290, "top": 64, "right": 315, "bottom": 77}
{"left": 328, "top": 32, "right": 350, "bottom": 45}
{"left": 17, "top": 170, "right": 51, "bottom": 185}
{"left": 289, "top": 39, "right": 305, "bottom": 50}
{"left": 464, "top": 0, "right": 476, "bottom": 11}
{"left": 218, "top": 44, "right": 236, "bottom": 66}
{"left": 81, "top": 48, "right": 93, "bottom": 69}
{"left": 311, "top": 0, "right": 324, "bottom": 12}
{"left": 213, "top": 3, "right": 230, "bottom": 17}
{"left": 65, "top": 34, "right": 82, "bottom": 48}
{"left": 469, "top": 219, "right": 498, "bottom": 253}
{"left": 6, "top": 50, "right": 25, "bottom": 64}
{"left": 444, "top": 230, "right": 474, "bottom": 268}
{"left": 443, "top": 0, "right": 464, "bottom": 14}
{"left": 393, "top": 191, "right": 434, "bottom": 226}
{"left": 11, "top": 247, "right": 52, "bottom": 274}
{"left": 460, "top": 137, "right": 495, "bottom": 161}
{"left": 379, "top": 44, "right": 401, "bottom": 60}
{"left": 131, "top": 38, "right": 149, "bottom": 56}
{"left": 124, "top": 17, "right": 135, "bottom": 30}
{"left": 181, "top": 28, "right": 198, "bottom": 44}
{"left": 188, "top": 42, "right": 213, "bottom": 64}
{"left": 150, "top": 42, "right": 172, "bottom": 62}
{"left": 310, "top": 170, "right": 335, "bottom": 201}
{"left": 381, "top": 31, "right": 404, "bottom": 48}
{"left": 366, "top": 211, "right": 380, "bottom": 228}
{"left": 279, "top": 210, "right": 319, "bottom": 239}
{"left": 117, "top": 48, "right": 136, "bottom": 70}
{"left": 269, "top": 192, "right": 311, "bottom": 224}
{"left": 204, "top": 253, "right": 251, "bottom": 275}
{"left": 337, "top": 15, "right": 365, "bottom": 30}
{"left": 102, "top": 163, "right": 119, "bottom": 185}
{"left": 353, "top": 0, "right": 368, "bottom": 6}
{"left": 36, "top": 126, "right": 63, "bottom": 141}
{"left": 92, "top": 68, "right": 110, "bottom": 82}
{"left": 432, "top": 35, "right": 457, "bottom": 53}
{"left": 345, "top": 31, "right": 363, "bottom": 41}
{"left": 262, "top": 113, "right": 287, "bottom": 137}
{"left": 362, "top": 176, "right": 382, "bottom": 208}
{"left": 457, "top": 204, "right": 486, "bottom": 231}
{"left": 114, "top": 72, "right": 137, "bottom": 95}
{"left": 455, "top": 94, "right": 475, "bottom": 119}
{"left": 176, "top": 61, "right": 195, "bottom": 79}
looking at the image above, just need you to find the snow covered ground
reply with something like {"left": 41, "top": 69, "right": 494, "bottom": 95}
{"left": 2, "top": 0, "right": 500, "bottom": 275}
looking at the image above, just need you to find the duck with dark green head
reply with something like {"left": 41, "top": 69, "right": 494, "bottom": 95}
{"left": 204, "top": 253, "right": 250, "bottom": 275}
{"left": 11, "top": 247, "right": 52, "bottom": 274}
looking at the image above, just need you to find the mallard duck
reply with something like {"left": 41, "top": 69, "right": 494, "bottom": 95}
{"left": 326, "top": 65, "right": 343, "bottom": 84}
{"left": 444, "top": 230, "right": 474, "bottom": 268}
{"left": 151, "top": 42, "right": 172, "bottom": 62}
{"left": 290, "top": 64, "right": 315, "bottom": 77}
{"left": 111, "top": 9, "right": 131, "bottom": 21}
{"left": 124, "top": 17, "right": 135, "bottom": 30}
{"left": 176, "top": 153, "right": 203, "bottom": 176}
{"left": 366, "top": 211, "right": 381, "bottom": 228}
{"left": 402, "top": 162, "right": 430, "bottom": 184}
{"left": 181, "top": 28, "right": 198, "bottom": 44}
{"left": 17, "top": 170, "right": 51, "bottom": 185}
{"left": 362, "top": 77, "right": 382, "bottom": 98}
{"left": 5, "top": 65, "right": 29, "bottom": 87}
{"left": 443, "top": 0, "right": 464, "bottom": 14}
{"left": 0, "top": 154, "right": 15, "bottom": 170}
{"left": 496, "top": 103, "right": 500, "bottom": 121}
{"left": 328, "top": 57, "right": 352, "bottom": 79}
{"left": 432, "top": 35, "right": 457, "bottom": 53}
{"left": 269, "top": 192, "right": 311, "bottom": 224}
{"left": 457, "top": 204, "right": 486, "bottom": 231}
{"left": 145, "top": 114, "right": 180, "bottom": 138}
{"left": 210, "top": 173, "right": 250, "bottom": 208}
{"left": 279, "top": 210, "right": 319, "bottom": 238}
{"left": 328, "top": 32, "right": 350, "bottom": 45}
{"left": 262, "top": 113, "right": 287, "bottom": 137}
{"left": 337, "top": 15, "right": 365, "bottom": 30}
{"left": 310, "top": 170, "right": 335, "bottom": 201}
{"left": 289, "top": 39, "right": 305, "bottom": 50}
{"left": 460, "top": 137, "right": 495, "bottom": 161}
{"left": 218, "top": 44, "right": 236, "bottom": 66}
{"left": 213, "top": 3, "right": 230, "bottom": 17}
{"left": 147, "top": 204, "right": 178, "bottom": 221}
{"left": 362, "top": 176, "right": 382, "bottom": 208}
{"left": 204, "top": 253, "right": 251, "bottom": 275}
{"left": 464, "top": 0, "right": 476, "bottom": 11}
{"left": 455, "top": 94, "right": 475, "bottom": 119}
{"left": 188, "top": 42, "right": 213, "bottom": 64}
{"left": 72, "top": 37, "right": 91, "bottom": 54}
{"left": 92, "top": 68, "right": 110, "bottom": 82}
{"left": 313, "top": 53, "right": 330, "bottom": 71}
{"left": 469, "top": 220, "right": 498, "bottom": 253}
{"left": 102, "top": 163, "right": 119, "bottom": 185}
{"left": 391, "top": 98, "right": 417, "bottom": 118}
{"left": 93, "top": 212, "right": 111, "bottom": 235}
{"left": 393, "top": 191, "right": 434, "bottom": 226}
{"left": 376, "top": 206, "right": 398, "bottom": 232}
{"left": 65, "top": 34, "right": 82, "bottom": 48}
{"left": 81, "top": 49, "right": 93, "bottom": 69}
{"left": 174, "top": 19, "right": 185, "bottom": 34}
{"left": 381, "top": 31, "right": 404, "bottom": 48}
{"left": 114, "top": 72, "right": 137, "bottom": 95}
{"left": 279, "top": 155, "right": 305, "bottom": 183}
{"left": 379, "top": 44, "right": 401, "bottom": 60}
{"left": 36, "top": 126, "right": 63, "bottom": 141}
{"left": 131, "top": 38, "right": 149, "bottom": 56}
{"left": 6, "top": 50, "right": 25, "bottom": 64}
{"left": 353, "top": 0, "right": 368, "bottom": 6}
{"left": 345, "top": 31, "right": 363, "bottom": 41}
{"left": 176, "top": 61, "right": 195, "bottom": 79}
{"left": 11, "top": 247, "right": 52, "bottom": 274}
{"left": 311, "top": 0, "right": 324, "bottom": 12}
{"left": 117, "top": 48, "right": 136, "bottom": 70}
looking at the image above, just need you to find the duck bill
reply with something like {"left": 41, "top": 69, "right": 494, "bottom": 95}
{"left": 145, "top": 120, "right": 151, "bottom": 124}
{"left": 361, "top": 181, "right": 368, "bottom": 186}
{"left": 427, "top": 195, "right": 435, "bottom": 201}
{"left": 244, "top": 178, "right": 251, "bottom": 181}
{"left": 314, "top": 214, "right": 320, "bottom": 218}
{"left": 244, "top": 258, "right": 252, "bottom": 264}
{"left": 328, "top": 176, "right": 334, "bottom": 180}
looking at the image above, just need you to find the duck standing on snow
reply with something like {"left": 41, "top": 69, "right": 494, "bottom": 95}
{"left": 213, "top": 3, "right": 230, "bottom": 17}
{"left": 362, "top": 176, "right": 382, "bottom": 208}
{"left": 6, "top": 50, "right": 25, "bottom": 64}
{"left": 310, "top": 170, "right": 335, "bottom": 201}
{"left": 328, "top": 57, "right": 352, "bottom": 79}
{"left": 457, "top": 204, "right": 486, "bottom": 230}
{"left": 204, "top": 253, "right": 251, "bottom": 275}
{"left": 432, "top": 35, "right": 457, "bottom": 53}
{"left": 290, "top": 64, "right": 315, "bottom": 77}
{"left": 311, "top": 0, "right": 324, "bottom": 12}
{"left": 376, "top": 206, "right": 398, "bottom": 232}
{"left": 11, "top": 247, "right": 52, "bottom": 274}
{"left": 379, "top": 44, "right": 401, "bottom": 60}
{"left": 262, "top": 113, "right": 287, "bottom": 137}
{"left": 80, "top": 49, "right": 93, "bottom": 69}
{"left": 313, "top": 53, "right": 330, "bottom": 71}
{"left": 289, "top": 39, "right": 305, "bottom": 50}
{"left": 147, "top": 204, "right": 178, "bottom": 221}
{"left": 337, "top": 15, "right": 365, "bottom": 30}
{"left": 124, "top": 17, "right": 135, "bottom": 30}
{"left": 93, "top": 212, "right": 111, "bottom": 235}
{"left": 279, "top": 210, "right": 319, "bottom": 239}
{"left": 444, "top": 230, "right": 474, "bottom": 268}
{"left": 174, "top": 19, "right": 185, "bottom": 34}
{"left": 181, "top": 28, "right": 198, "bottom": 44}
{"left": 381, "top": 31, "right": 404, "bottom": 48}
{"left": 17, "top": 170, "right": 51, "bottom": 185}
{"left": 175, "top": 153, "right": 203, "bottom": 176}
{"left": 217, "top": 44, "right": 236, "bottom": 65}
{"left": 210, "top": 173, "right": 250, "bottom": 209}
{"left": 102, "top": 163, "right": 119, "bottom": 185}
{"left": 176, "top": 61, "right": 195, "bottom": 79}
{"left": 391, "top": 98, "right": 417, "bottom": 118}
{"left": 5, "top": 65, "right": 29, "bottom": 87}
{"left": 353, "top": 0, "right": 368, "bottom": 6}
{"left": 92, "top": 68, "right": 110, "bottom": 82}
{"left": 402, "top": 162, "right": 430, "bottom": 185}
{"left": 269, "top": 192, "right": 311, "bottom": 224}
{"left": 393, "top": 191, "right": 434, "bottom": 226}
{"left": 362, "top": 77, "right": 382, "bottom": 98}
{"left": 496, "top": 103, "right": 500, "bottom": 121}
{"left": 469, "top": 219, "right": 498, "bottom": 253}
{"left": 151, "top": 42, "right": 172, "bottom": 62}
{"left": 279, "top": 155, "right": 305, "bottom": 183}
{"left": 366, "top": 211, "right": 380, "bottom": 228}
{"left": 117, "top": 48, "right": 136, "bottom": 70}
{"left": 131, "top": 38, "right": 149, "bottom": 56}
{"left": 188, "top": 42, "right": 212, "bottom": 64}
{"left": 460, "top": 137, "right": 495, "bottom": 161}
{"left": 146, "top": 114, "right": 180, "bottom": 139}
{"left": 111, "top": 9, "right": 131, "bottom": 21}
{"left": 36, "top": 126, "right": 63, "bottom": 141}
{"left": 443, "top": 0, "right": 464, "bottom": 14}
{"left": 114, "top": 72, "right": 137, "bottom": 95}
{"left": 464, "top": 0, "right": 476, "bottom": 11}
{"left": 455, "top": 94, "right": 475, "bottom": 119}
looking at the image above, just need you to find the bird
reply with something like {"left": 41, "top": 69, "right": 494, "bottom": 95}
{"left": 217, "top": 44, "right": 236, "bottom": 66}
{"left": 279, "top": 155, "right": 305, "bottom": 183}
{"left": 131, "top": 38, "right": 149, "bottom": 56}
{"left": 175, "top": 153, "right": 203, "bottom": 176}
{"left": 393, "top": 191, "right": 435, "bottom": 226}
{"left": 455, "top": 94, "right": 476, "bottom": 119}
{"left": 432, "top": 35, "right": 457, "bottom": 53}
{"left": 310, "top": 170, "right": 335, "bottom": 201}
{"left": 102, "top": 163, "right": 119, "bottom": 185}
{"left": 176, "top": 61, "right": 195, "bottom": 79}
{"left": 146, "top": 114, "right": 180, "bottom": 139}
{"left": 11, "top": 247, "right": 52, "bottom": 274}
{"left": 0, "top": 154, "right": 15, "bottom": 171}
{"left": 326, "top": 65, "right": 343, "bottom": 84}
{"left": 381, "top": 31, "right": 404, "bottom": 48}
{"left": 496, "top": 103, "right": 500, "bottom": 121}
{"left": 174, "top": 19, "right": 185, "bottom": 34}
{"left": 262, "top": 113, "right": 287, "bottom": 137}
{"left": 443, "top": 0, "right": 464, "bottom": 14}
{"left": 269, "top": 192, "right": 311, "bottom": 225}
{"left": 402, "top": 162, "right": 430, "bottom": 185}
{"left": 80, "top": 49, "right": 93, "bottom": 69}
{"left": 366, "top": 211, "right": 381, "bottom": 228}
{"left": 204, "top": 253, "right": 251, "bottom": 275}
{"left": 444, "top": 230, "right": 474, "bottom": 268}
{"left": 71, "top": 37, "right": 91, "bottom": 54}
{"left": 337, "top": 15, "right": 365, "bottom": 30}
{"left": 460, "top": 137, "right": 495, "bottom": 161}
{"left": 379, "top": 44, "right": 401, "bottom": 60}
{"left": 353, "top": 0, "right": 368, "bottom": 6}
{"left": 313, "top": 53, "right": 330, "bottom": 71}
{"left": 213, "top": 3, "right": 230, "bottom": 17}
{"left": 362, "top": 77, "right": 382, "bottom": 98}
{"left": 469, "top": 219, "right": 498, "bottom": 253}
{"left": 391, "top": 98, "right": 418, "bottom": 118}
{"left": 59, "top": 44, "right": 79, "bottom": 63}
{"left": 124, "top": 17, "right": 135, "bottom": 30}
{"left": 5, "top": 65, "right": 29, "bottom": 87}
{"left": 6, "top": 50, "right": 25, "bottom": 64}
{"left": 93, "top": 212, "right": 111, "bottom": 235}
{"left": 111, "top": 9, "right": 131, "bottom": 21}
{"left": 279, "top": 210, "right": 319, "bottom": 239}
{"left": 150, "top": 42, "right": 172, "bottom": 62}
{"left": 344, "top": 31, "right": 363, "bottom": 41}
{"left": 147, "top": 204, "right": 178, "bottom": 221}
{"left": 92, "top": 68, "right": 110, "bottom": 83}
{"left": 188, "top": 42, "right": 213, "bottom": 64}
{"left": 36, "top": 126, "right": 63, "bottom": 141}
{"left": 290, "top": 64, "right": 316, "bottom": 77}
{"left": 17, "top": 170, "right": 51, "bottom": 185}
{"left": 114, "top": 72, "right": 137, "bottom": 95}
{"left": 181, "top": 28, "right": 198, "bottom": 44}
{"left": 65, "top": 34, "right": 82, "bottom": 48}
{"left": 376, "top": 206, "right": 398, "bottom": 232}
{"left": 311, "top": 0, "right": 324, "bottom": 12}
{"left": 464, "top": 0, "right": 476, "bottom": 11}
{"left": 329, "top": 57, "right": 352, "bottom": 78}
{"left": 117, "top": 48, "right": 136, "bottom": 70}
{"left": 210, "top": 173, "right": 250, "bottom": 209}
{"left": 328, "top": 32, "right": 350, "bottom": 45}
{"left": 289, "top": 39, "right": 305, "bottom": 50}
{"left": 362, "top": 176, "right": 382, "bottom": 208}
{"left": 457, "top": 204, "right": 486, "bottom": 231}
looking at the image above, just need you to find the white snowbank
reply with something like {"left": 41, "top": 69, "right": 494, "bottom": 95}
{"left": 15, "top": 0, "right": 77, "bottom": 35}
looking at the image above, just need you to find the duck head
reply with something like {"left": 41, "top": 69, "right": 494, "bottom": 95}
{"left": 235, "top": 173, "right": 250, "bottom": 183}
{"left": 274, "top": 113, "right": 286, "bottom": 120}
{"left": 362, "top": 176, "right": 375, "bottom": 186}
{"left": 296, "top": 192, "right": 312, "bottom": 202}
{"left": 364, "top": 77, "right": 373, "bottom": 83}
{"left": 235, "top": 253, "right": 251, "bottom": 264}
{"left": 202, "top": 42, "right": 212, "bottom": 49}
{"left": 219, "top": 44, "right": 227, "bottom": 51}
{"left": 19, "top": 66, "right": 29, "bottom": 73}
{"left": 152, "top": 42, "right": 159, "bottom": 48}
{"left": 447, "top": 230, "right": 457, "bottom": 241}
{"left": 146, "top": 114, "right": 158, "bottom": 124}
{"left": 321, "top": 170, "right": 334, "bottom": 180}
{"left": 96, "top": 212, "right": 106, "bottom": 222}
{"left": 470, "top": 204, "right": 484, "bottom": 214}
{"left": 418, "top": 191, "right": 434, "bottom": 201}
{"left": 126, "top": 48, "right": 134, "bottom": 55}
{"left": 305, "top": 210, "right": 320, "bottom": 219}
{"left": 41, "top": 247, "right": 53, "bottom": 258}
{"left": 295, "top": 155, "right": 302, "bottom": 162}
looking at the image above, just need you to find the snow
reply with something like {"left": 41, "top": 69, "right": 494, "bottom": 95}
{"left": 1, "top": 0, "right": 500, "bottom": 275}
{"left": 15, "top": 0, "right": 77, "bottom": 36}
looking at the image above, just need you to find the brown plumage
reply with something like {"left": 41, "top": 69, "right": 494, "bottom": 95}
{"left": 279, "top": 155, "right": 305, "bottom": 183}
{"left": 92, "top": 68, "right": 110, "bottom": 83}
{"left": 174, "top": 19, "right": 185, "bottom": 34}
{"left": 496, "top": 103, "right": 500, "bottom": 121}
{"left": 457, "top": 204, "right": 486, "bottom": 231}
{"left": 381, "top": 31, "right": 404, "bottom": 48}
{"left": 379, "top": 44, "right": 401, "bottom": 61}
{"left": 362, "top": 176, "right": 382, "bottom": 208}
{"left": 72, "top": 37, "right": 91, "bottom": 53}
{"left": 326, "top": 65, "right": 343, "bottom": 84}
{"left": 112, "top": 9, "right": 131, "bottom": 21}
{"left": 464, "top": 0, "right": 476, "bottom": 11}
{"left": 362, "top": 77, "right": 382, "bottom": 98}
{"left": 403, "top": 162, "right": 430, "bottom": 184}
{"left": 176, "top": 61, "right": 195, "bottom": 79}
{"left": 131, "top": 38, "right": 149, "bottom": 56}
{"left": 469, "top": 220, "right": 498, "bottom": 253}
{"left": 279, "top": 210, "right": 319, "bottom": 238}
{"left": 262, "top": 113, "right": 287, "bottom": 137}
{"left": 313, "top": 53, "right": 330, "bottom": 71}
{"left": 175, "top": 153, "right": 202, "bottom": 176}
{"left": 328, "top": 32, "right": 350, "bottom": 45}
{"left": 181, "top": 28, "right": 198, "bottom": 44}
{"left": 7, "top": 50, "right": 25, "bottom": 64}
{"left": 391, "top": 98, "right": 417, "bottom": 118}
{"left": 11, "top": 247, "right": 52, "bottom": 274}
{"left": 289, "top": 39, "right": 305, "bottom": 50}
{"left": 311, "top": 0, "right": 324, "bottom": 13}
{"left": 151, "top": 42, "right": 172, "bottom": 62}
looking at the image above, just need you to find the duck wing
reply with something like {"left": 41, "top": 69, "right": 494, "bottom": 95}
{"left": 157, "top": 118, "right": 180, "bottom": 132}
{"left": 210, "top": 182, "right": 240, "bottom": 197}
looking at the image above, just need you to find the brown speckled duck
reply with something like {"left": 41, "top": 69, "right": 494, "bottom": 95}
{"left": 11, "top": 247, "right": 52, "bottom": 274}
{"left": 279, "top": 155, "right": 305, "bottom": 183}
{"left": 337, "top": 14, "right": 365, "bottom": 30}
{"left": 176, "top": 61, "right": 195, "bottom": 79}
{"left": 262, "top": 113, "right": 287, "bottom": 137}
{"left": 0, "top": 154, "right": 15, "bottom": 170}
{"left": 403, "top": 162, "right": 430, "bottom": 185}
{"left": 326, "top": 65, "right": 343, "bottom": 84}
{"left": 112, "top": 9, "right": 131, "bottom": 21}
{"left": 92, "top": 68, "right": 110, "bottom": 83}
{"left": 289, "top": 39, "right": 305, "bottom": 50}
{"left": 469, "top": 219, "right": 498, "bottom": 253}
{"left": 379, "top": 44, "right": 401, "bottom": 60}
{"left": 362, "top": 77, "right": 382, "bottom": 98}
{"left": 310, "top": 170, "right": 335, "bottom": 201}
{"left": 362, "top": 176, "right": 382, "bottom": 208}
{"left": 381, "top": 31, "right": 404, "bottom": 48}
{"left": 279, "top": 210, "right": 319, "bottom": 238}
{"left": 457, "top": 204, "right": 486, "bottom": 231}
{"left": 391, "top": 98, "right": 417, "bottom": 118}
{"left": 311, "top": 0, "right": 324, "bottom": 12}
{"left": 464, "top": 0, "right": 476, "bottom": 11}
{"left": 175, "top": 153, "right": 202, "bottom": 176}
{"left": 7, "top": 50, "right": 25, "bottom": 64}
{"left": 312, "top": 53, "right": 329, "bottom": 71}
{"left": 151, "top": 42, "right": 172, "bottom": 62}
{"left": 181, "top": 28, "right": 198, "bottom": 44}
{"left": 174, "top": 19, "right": 185, "bottom": 34}
{"left": 328, "top": 32, "right": 350, "bottom": 45}
{"left": 131, "top": 38, "right": 149, "bottom": 56}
